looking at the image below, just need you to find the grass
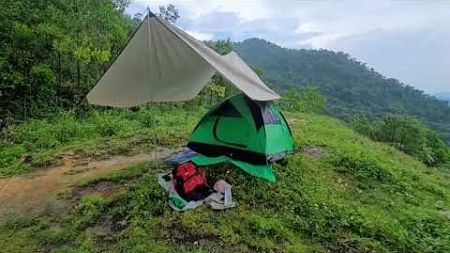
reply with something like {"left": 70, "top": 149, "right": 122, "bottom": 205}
{"left": 1, "top": 112, "right": 449, "bottom": 252}
{"left": 0, "top": 104, "right": 206, "bottom": 176}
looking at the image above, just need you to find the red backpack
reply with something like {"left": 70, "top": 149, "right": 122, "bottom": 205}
{"left": 173, "top": 162, "right": 210, "bottom": 201}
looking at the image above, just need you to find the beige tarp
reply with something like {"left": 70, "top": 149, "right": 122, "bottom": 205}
{"left": 86, "top": 13, "right": 280, "bottom": 107}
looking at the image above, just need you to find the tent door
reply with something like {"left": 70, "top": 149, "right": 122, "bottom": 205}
{"left": 213, "top": 117, "right": 250, "bottom": 148}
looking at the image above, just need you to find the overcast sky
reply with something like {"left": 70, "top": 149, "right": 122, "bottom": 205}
{"left": 127, "top": 1, "right": 450, "bottom": 94}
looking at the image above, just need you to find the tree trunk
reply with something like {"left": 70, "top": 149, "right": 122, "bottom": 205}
{"left": 209, "top": 90, "right": 213, "bottom": 106}
{"left": 57, "top": 51, "right": 62, "bottom": 106}
{"left": 76, "top": 59, "right": 81, "bottom": 105}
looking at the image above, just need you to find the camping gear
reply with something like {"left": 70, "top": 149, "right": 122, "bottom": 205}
{"left": 205, "top": 191, "right": 236, "bottom": 210}
{"left": 173, "top": 162, "right": 210, "bottom": 201}
{"left": 164, "top": 148, "right": 197, "bottom": 165}
{"left": 157, "top": 172, "right": 204, "bottom": 211}
{"left": 165, "top": 146, "right": 278, "bottom": 182}
{"left": 157, "top": 172, "right": 236, "bottom": 211}
{"left": 86, "top": 10, "right": 279, "bottom": 108}
{"left": 213, "top": 179, "right": 228, "bottom": 193}
{"left": 211, "top": 180, "right": 235, "bottom": 209}
{"left": 188, "top": 94, "right": 293, "bottom": 165}
{"left": 85, "top": 7, "right": 293, "bottom": 183}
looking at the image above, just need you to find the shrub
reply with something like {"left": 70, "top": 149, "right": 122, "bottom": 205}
{"left": 280, "top": 87, "right": 326, "bottom": 113}
{"left": 350, "top": 114, "right": 450, "bottom": 167}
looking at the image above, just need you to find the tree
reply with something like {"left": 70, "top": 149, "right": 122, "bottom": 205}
{"left": 158, "top": 4, "right": 179, "bottom": 23}
{"left": 0, "top": 0, "right": 135, "bottom": 123}
{"left": 356, "top": 115, "right": 450, "bottom": 167}
{"left": 350, "top": 114, "right": 373, "bottom": 138}
{"left": 280, "top": 87, "right": 326, "bottom": 113}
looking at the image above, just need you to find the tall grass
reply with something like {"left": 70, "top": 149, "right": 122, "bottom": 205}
{"left": 0, "top": 105, "right": 206, "bottom": 176}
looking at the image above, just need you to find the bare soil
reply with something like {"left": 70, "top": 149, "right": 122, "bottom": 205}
{"left": 0, "top": 147, "right": 173, "bottom": 223}
{"left": 303, "top": 146, "right": 327, "bottom": 159}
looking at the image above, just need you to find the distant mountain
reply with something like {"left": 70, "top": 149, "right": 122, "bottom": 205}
{"left": 235, "top": 38, "right": 450, "bottom": 141}
{"left": 436, "top": 92, "right": 450, "bottom": 102}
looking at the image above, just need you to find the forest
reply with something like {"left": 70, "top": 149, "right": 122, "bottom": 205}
{"left": 236, "top": 38, "right": 450, "bottom": 142}
{"left": 0, "top": 0, "right": 136, "bottom": 124}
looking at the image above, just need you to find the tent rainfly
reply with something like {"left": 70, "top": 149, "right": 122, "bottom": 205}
{"left": 187, "top": 94, "right": 294, "bottom": 182}
{"left": 86, "top": 11, "right": 280, "bottom": 107}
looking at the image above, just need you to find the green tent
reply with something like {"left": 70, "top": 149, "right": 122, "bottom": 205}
{"left": 187, "top": 94, "right": 293, "bottom": 181}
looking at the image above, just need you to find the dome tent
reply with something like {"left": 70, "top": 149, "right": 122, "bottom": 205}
{"left": 186, "top": 94, "right": 293, "bottom": 181}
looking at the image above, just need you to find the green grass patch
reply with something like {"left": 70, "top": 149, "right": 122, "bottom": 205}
{"left": 0, "top": 105, "right": 205, "bottom": 176}
{"left": 1, "top": 112, "right": 449, "bottom": 252}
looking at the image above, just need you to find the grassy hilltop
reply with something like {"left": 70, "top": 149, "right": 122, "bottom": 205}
{"left": 1, "top": 109, "right": 449, "bottom": 253}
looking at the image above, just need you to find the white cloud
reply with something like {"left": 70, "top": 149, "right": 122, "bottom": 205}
{"left": 127, "top": 1, "right": 450, "bottom": 93}
{"left": 185, "top": 30, "right": 214, "bottom": 41}
{"left": 129, "top": 0, "right": 269, "bottom": 20}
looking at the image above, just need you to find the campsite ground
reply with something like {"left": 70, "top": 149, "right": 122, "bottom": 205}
{"left": 0, "top": 109, "right": 449, "bottom": 252}
{"left": 0, "top": 148, "right": 173, "bottom": 222}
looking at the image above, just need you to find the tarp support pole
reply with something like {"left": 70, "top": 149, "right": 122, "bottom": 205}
{"left": 145, "top": 7, "right": 158, "bottom": 160}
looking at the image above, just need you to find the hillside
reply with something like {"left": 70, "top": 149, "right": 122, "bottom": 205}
{"left": 235, "top": 39, "right": 450, "bottom": 141}
{"left": 1, "top": 111, "right": 449, "bottom": 253}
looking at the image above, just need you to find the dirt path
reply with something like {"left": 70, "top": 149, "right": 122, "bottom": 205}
{"left": 0, "top": 147, "right": 174, "bottom": 223}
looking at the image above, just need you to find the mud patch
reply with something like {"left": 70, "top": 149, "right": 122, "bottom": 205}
{"left": 72, "top": 181, "right": 131, "bottom": 199}
{"left": 161, "top": 226, "right": 240, "bottom": 253}
{"left": 86, "top": 218, "right": 119, "bottom": 246}
{"left": 328, "top": 239, "right": 371, "bottom": 253}
{"left": 0, "top": 147, "right": 174, "bottom": 224}
{"left": 303, "top": 146, "right": 327, "bottom": 159}
{"left": 60, "top": 151, "right": 88, "bottom": 167}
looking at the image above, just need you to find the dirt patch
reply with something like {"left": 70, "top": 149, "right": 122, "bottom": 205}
{"left": 303, "top": 146, "right": 327, "bottom": 159}
{"left": 72, "top": 181, "right": 127, "bottom": 199}
{"left": 160, "top": 225, "right": 242, "bottom": 253}
{"left": 0, "top": 147, "right": 174, "bottom": 223}
{"left": 329, "top": 239, "right": 372, "bottom": 253}
{"left": 439, "top": 210, "right": 450, "bottom": 220}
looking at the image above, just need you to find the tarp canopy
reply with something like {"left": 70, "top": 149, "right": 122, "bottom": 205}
{"left": 86, "top": 11, "right": 280, "bottom": 107}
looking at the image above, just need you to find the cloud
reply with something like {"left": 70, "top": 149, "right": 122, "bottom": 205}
{"left": 127, "top": 1, "right": 450, "bottom": 93}
{"left": 185, "top": 30, "right": 214, "bottom": 41}
{"left": 331, "top": 29, "right": 450, "bottom": 93}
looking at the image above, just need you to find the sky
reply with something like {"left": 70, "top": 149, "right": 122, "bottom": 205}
{"left": 127, "top": 0, "right": 450, "bottom": 94}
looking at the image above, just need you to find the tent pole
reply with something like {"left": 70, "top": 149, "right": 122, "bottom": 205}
{"left": 146, "top": 7, "right": 158, "bottom": 160}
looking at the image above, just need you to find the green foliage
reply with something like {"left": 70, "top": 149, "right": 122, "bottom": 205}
{"left": 350, "top": 114, "right": 450, "bottom": 167}
{"left": 207, "top": 39, "right": 234, "bottom": 55}
{"left": 0, "top": 0, "right": 135, "bottom": 121}
{"left": 280, "top": 87, "right": 327, "bottom": 113}
{"left": 0, "top": 106, "right": 205, "bottom": 176}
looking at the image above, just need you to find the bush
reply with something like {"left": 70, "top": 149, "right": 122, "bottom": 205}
{"left": 350, "top": 114, "right": 450, "bottom": 167}
{"left": 280, "top": 87, "right": 326, "bottom": 113}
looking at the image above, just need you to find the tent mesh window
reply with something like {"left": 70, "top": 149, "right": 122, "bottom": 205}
{"left": 212, "top": 101, "right": 242, "bottom": 118}
{"left": 245, "top": 98, "right": 280, "bottom": 129}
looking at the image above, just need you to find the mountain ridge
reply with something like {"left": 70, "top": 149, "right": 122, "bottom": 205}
{"left": 235, "top": 38, "right": 450, "bottom": 141}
